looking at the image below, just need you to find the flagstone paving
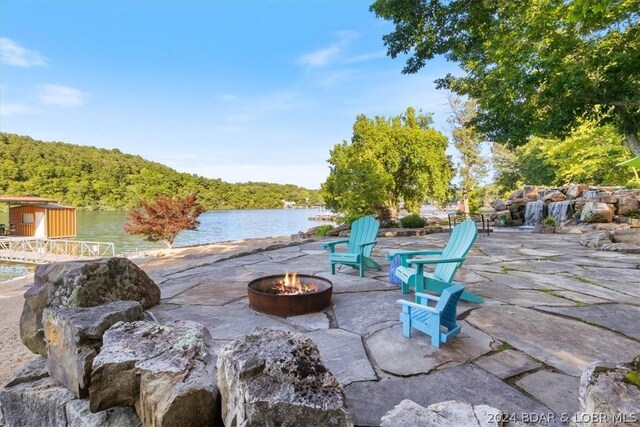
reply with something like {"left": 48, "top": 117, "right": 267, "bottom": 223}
{"left": 139, "top": 231, "right": 640, "bottom": 426}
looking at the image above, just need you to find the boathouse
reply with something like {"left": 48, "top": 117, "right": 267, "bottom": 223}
{"left": 0, "top": 196, "right": 77, "bottom": 238}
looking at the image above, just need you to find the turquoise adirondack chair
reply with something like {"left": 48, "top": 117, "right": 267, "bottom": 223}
{"left": 398, "top": 284, "right": 465, "bottom": 348}
{"left": 321, "top": 215, "right": 381, "bottom": 277}
{"left": 386, "top": 219, "right": 482, "bottom": 303}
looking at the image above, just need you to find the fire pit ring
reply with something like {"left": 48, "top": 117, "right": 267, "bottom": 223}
{"left": 247, "top": 274, "right": 333, "bottom": 317}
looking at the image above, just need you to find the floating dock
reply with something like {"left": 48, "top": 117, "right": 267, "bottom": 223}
{"left": 0, "top": 237, "right": 115, "bottom": 264}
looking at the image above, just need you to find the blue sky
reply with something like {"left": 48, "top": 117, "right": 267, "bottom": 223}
{"left": 0, "top": 1, "right": 461, "bottom": 189}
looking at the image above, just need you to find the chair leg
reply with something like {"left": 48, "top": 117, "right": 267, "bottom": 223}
{"left": 359, "top": 262, "right": 364, "bottom": 277}
{"left": 330, "top": 262, "right": 335, "bottom": 275}
{"left": 431, "top": 333, "right": 441, "bottom": 349}
{"left": 401, "top": 307, "right": 412, "bottom": 338}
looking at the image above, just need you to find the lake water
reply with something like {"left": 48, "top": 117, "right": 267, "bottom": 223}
{"left": 0, "top": 208, "right": 329, "bottom": 282}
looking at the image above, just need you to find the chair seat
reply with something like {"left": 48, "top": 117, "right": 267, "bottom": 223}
{"left": 329, "top": 253, "right": 359, "bottom": 263}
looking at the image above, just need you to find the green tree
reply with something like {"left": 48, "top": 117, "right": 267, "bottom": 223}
{"left": 322, "top": 108, "right": 452, "bottom": 220}
{"left": 370, "top": 0, "right": 640, "bottom": 155}
{"left": 448, "top": 96, "right": 489, "bottom": 213}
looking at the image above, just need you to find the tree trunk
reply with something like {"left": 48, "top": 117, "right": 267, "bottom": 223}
{"left": 615, "top": 105, "right": 640, "bottom": 156}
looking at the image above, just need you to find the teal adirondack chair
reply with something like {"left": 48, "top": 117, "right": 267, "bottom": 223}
{"left": 386, "top": 219, "right": 482, "bottom": 303}
{"left": 321, "top": 215, "right": 381, "bottom": 277}
{"left": 398, "top": 284, "right": 465, "bottom": 348}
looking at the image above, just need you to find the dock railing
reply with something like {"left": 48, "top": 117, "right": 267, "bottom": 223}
{"left": 0, "top": 238, "right": 115, "bottom": 264}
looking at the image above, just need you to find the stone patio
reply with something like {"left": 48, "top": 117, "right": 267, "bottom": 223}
{"left": 136, "top": 231, "right": 640, "bottom": 426}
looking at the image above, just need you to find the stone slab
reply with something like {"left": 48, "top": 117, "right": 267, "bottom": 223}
{"left": 344, "top": 364, "right": 551, "bottom": 426}
{"left": 307, "top": 328, "right": 377, "bottom": 386}
{"left": 316, "top": 272, "right": 396, "bottom": 294}
{"left": 500, "top": 260, "right": 577, "bottom": 274}
{"left": 517, "top": 249, "right": 561, "bottom": 257}
{"left": 466, "top": 306, "right": 640, "bottom": 376}
{"left": 165, "top": 280, "right": 247, "bottom": 306}
{"left": 149, "top": 301, "right": 297, "bottom": 341}
{"left": 285, "top": 312, "right": 330, "bottom": 331}
{"left": 572, "top": 267, "right": 640, "bottom": 298}
{"left": 476, "top": 272, "right": 557, "bottom": 290}
{"left": 331, "top": 290, "right": 411, "bottom": 336}
{"left": 516, "top": 370, "right": 580, "bottom": 416}
{"left": 473, "top": 349, "right": 542, "bottom": 379}
{"left": 538, "top": 304, "right": 640, "bottom": 340}
{"left": 366, "top": 322, "right": 493, "bottom": 376}
{"left": 469, "top": 282, "right": 575, "bottom": 307}
{"left": 551, "top": 291, "right": 609, "bottom": 305}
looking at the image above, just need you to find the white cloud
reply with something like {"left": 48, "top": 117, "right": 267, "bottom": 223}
{"left": 298, "top": 30, "right": 359, "bottom": 68}
{"left": 0, "top": 102, "right": 37, "bottom": 116}
{"left": 344, "top": 50, "right": 386, "bottom": 64}
{"left": 0, "top": 38, "right": 47, "bottom": 67}
{"left": 38, "top": 84, "right": 88, "bottom": 107}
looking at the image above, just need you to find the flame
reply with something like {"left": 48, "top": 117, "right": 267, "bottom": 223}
{"left": 271, "top": 272, "right": 317, "bottom": 295}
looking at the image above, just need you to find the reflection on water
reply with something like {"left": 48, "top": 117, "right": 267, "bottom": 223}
{"left": 1, "top": 208, "right": 327, "bottom": 283}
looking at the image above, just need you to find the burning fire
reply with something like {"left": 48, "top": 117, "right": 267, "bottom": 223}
{"left": 271, "top": 272, "right": 317, "bottom": 295}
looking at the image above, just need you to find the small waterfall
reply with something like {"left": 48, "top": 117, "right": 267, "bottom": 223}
{"left": 584, "top": 190, "right": 599, "bottom": 199}
{"left": 536, "top": 190, "right": 548, "bottom": 200}
{"left": 524, "top": 201, "right": 545, "bottom": 226}
{"left": 548, "top": 201, "right": 573, "bottom": 225}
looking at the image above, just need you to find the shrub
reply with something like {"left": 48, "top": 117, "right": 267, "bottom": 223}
{"left": 542, "top": 216, "right": 556, "bottom": 226}
{"left": 315, "top": 224, "right": 333, "bottom": 236}
{"left": 622, "top": 209, "right": 640, "bottom": 219}
{"left": 400, "top": 214, "right": 426, "bottom": 228}
{"left": 625, "top": 178, "right": 640, "bottom": 189}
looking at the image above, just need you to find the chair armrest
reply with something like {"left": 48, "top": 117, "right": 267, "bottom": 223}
{"left": 357, "top": 241, "right": 377, "bottom": 248}
{"left": 386, "top": 250, "right": 442, "bottom": 260}
{"left": 397, "top": 299, "right": 439, "bottom": 314}
{"left": 321, "top": 239, "right": 350, "bottom": 250}
{"left": 407, "top": 257, "right": 466, "bottom": 265}
{"left": 414, "top": 292, "right": 440, "bottom": 302}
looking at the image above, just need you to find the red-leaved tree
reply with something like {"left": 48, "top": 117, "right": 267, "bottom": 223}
{"left": 124, "top": 194, "right": 205, "bottom": 248}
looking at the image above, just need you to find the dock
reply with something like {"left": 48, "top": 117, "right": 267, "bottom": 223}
{"left": 0, "top": 237, "right": 115, "bottom": 264}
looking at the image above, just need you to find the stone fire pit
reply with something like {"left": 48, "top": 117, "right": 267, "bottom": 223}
{"left": 247, "top": 273, "right": 332, "bottom": 317}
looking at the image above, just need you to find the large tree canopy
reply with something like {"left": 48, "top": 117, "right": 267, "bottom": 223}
{"left": 370, "top": 0, "right": 640, "bottom": 155}
{"left": 321, "top": 108, "right": 452, "bottom": 220}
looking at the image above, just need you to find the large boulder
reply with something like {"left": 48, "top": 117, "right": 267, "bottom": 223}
{"left": 490, "top": 200, "right": 507, "bottom": 211}
{"left": 580, "top": 202, "right": 614, "bottom": 223}
{"left": 566, "top": 184, "right": 590, "bottom": 199}
{"left": 0, "top": 357, "right": 75, "bottom": 427}
{"left": 217, "top": 328, "right": 353, "bottom": 427}
{"left": 523, "top": 185, "right": 539, "bottom": 200}
{"left": 43, "top": 301, "right": 144, "bottom": 398}
{"left": 571, "top": 357, "right": 640, "bottom": 427}
{"left": 20, "top": 257, "right": 160, "bottom": 355}
{"left": 542, "top": 190, "right": 566, "bottom": 203}
{"left": 617, "top": 196, "right": 639, "bottom": 216}
{"left": 90, "top": 320, "right": 218, "bottom": 427}
{"left": 0, "top": 357, "right": 140, "bottom": 427}
{"left": 380, "top": 399, "right": 504, "bottom": 427}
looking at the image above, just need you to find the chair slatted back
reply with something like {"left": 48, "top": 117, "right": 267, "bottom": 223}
{"left": 435, "top": 284, "right": 465, "bottom": 329}
{"left": 348, "top": 215, "right": 380, "bottom": 258}
{"left": 434, "top": 220, "right": 478, "bottom": 283}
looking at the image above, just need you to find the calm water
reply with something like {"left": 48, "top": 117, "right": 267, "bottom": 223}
{"left": 0, "top": 208, "right": 328, "bottom": 282}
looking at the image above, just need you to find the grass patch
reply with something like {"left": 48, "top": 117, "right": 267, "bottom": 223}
{"left": 315, "top": 224, "right": 334, "bottom": 237}
{"left": 495, "top": 341, "right": 514, "bottom": 351}
{"left": 624, "top": 371, "right": 640, "bottom": 388}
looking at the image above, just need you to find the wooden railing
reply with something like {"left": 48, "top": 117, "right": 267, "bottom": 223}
{"left": 0, "top": 238, "right": 115, "bottom": 264}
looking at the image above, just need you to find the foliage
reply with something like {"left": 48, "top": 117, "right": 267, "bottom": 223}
{"left": 492, "top": 121, "right": 634, "bottom": 192}
{"left": 0, "top": 133, "right": 323, "bottom": 210}
{"left": 321, "top": 108, "right": 452, "bottom": 219}
{"left": 542, "top": 216, "right": 557, "bottom": 226}
{"left": 400, "top": 214, "right": 426, "bottom": 228}
{"left": 497, "top": 213, "right": 508, "bottom": 221}
{"left": 448, "top": 95, "right": 489, "bottom": 213}
{"left": 314, "top": 224, "right": 334, "bottom": 236}
{"left": 626, "top": 179, "right": 640, "bottom": 189}
{"left": 621, "top": 209, "right": 640, "bottom": 219}
{"left": 624, "top": 370, "right": 640, "bottom": 388}
{"left": 370, "top": 0, "right": 640, "bottom": 155}
{"left": 124, "top": 194, "right": 205, "bottom": 248}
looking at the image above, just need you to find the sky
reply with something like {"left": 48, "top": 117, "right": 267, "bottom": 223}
{"left": 0, "top": 0, "right": 462, "bottom": 189}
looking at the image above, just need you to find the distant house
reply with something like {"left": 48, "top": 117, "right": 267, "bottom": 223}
{"left": 0, "top": 196, "right": 77, "bottom": 238}
{"left": 282, "top": 200, "right": 297, "bottom": 209}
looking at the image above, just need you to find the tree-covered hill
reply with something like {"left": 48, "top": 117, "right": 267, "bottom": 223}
{"left": 0, "top": 133, "right": 323, "bottom": 210}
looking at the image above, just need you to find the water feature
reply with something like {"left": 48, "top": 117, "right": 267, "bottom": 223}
{"left": 584, "top": 190, "right": 599, "bottom": 199}
{"left": 547, "top": 201, "right": 573, "bottom": 225}
{"left": 0, "top": 208, "right": 329, "bottom": 282}
{"left": 524, "top": 201, "right": 545, "bottom": 226}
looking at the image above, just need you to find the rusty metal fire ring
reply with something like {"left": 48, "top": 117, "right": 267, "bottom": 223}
{"left": 247, "top": 274, "right": 333, "bottom": 317}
